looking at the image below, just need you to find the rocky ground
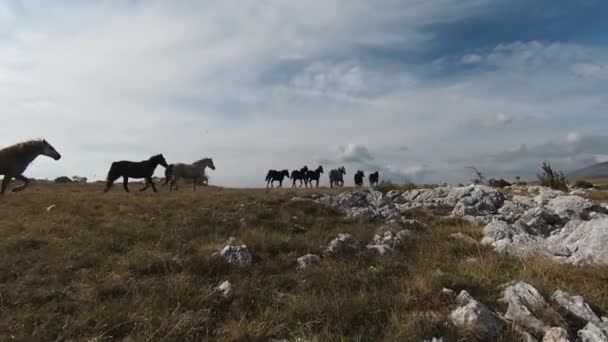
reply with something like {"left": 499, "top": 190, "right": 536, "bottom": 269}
{"left": 1, "top": 182, "right": 607, "bottom": 341}
{"left": 310, "top": 184, "right": 608, "bottom": 341}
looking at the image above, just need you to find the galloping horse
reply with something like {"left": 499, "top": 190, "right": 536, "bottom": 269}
{"left": 306, "top": 166, "right": 324, "bottom": 188}
{"left": 329, "top": 166, "right": 346, "bottom": 188}
{"left": 0, "top": 139, "right": 61, "bottom": 194}
{"left": 369, "top": 171, "right": 379, "bottom": 187}
{"left": 354, "top": 170, "right": 365, "bottom": 187}
{"left": 104, "top": 154, "right": 168, "bottom": 193}
{"left": 291, "top": 166, "right": 309, "bottom": 188}
{"left": 266, "top": 169, "right": 290, "bottom": 188}
{"left": 164, "top": 158, "right": 215, "bottom": 191}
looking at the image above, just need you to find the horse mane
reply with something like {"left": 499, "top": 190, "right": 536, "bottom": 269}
{"left": 193, "top": 157, "right": 211, "bottom": 164}
{"left": 0, "top": 139, "right": 44, "bottom": 155}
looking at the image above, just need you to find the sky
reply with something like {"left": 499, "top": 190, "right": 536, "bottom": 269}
{"left": 1, "top": 0, "right": 608, "bottom": 187}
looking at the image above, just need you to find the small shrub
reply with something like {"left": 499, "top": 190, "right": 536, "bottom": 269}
{"left": 573, "top": 180, "right": 594, "bottom": 189}
{"left": 54, "top": 176, "right": 72, "bottom": 183}
{"left": 537, "top": 162, "right": 568, "bottom": 191}
{"left": 488, "top": 178, "right": 511, "bottom": 188}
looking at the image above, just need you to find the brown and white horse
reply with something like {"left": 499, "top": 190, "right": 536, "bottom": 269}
{"left": 0, "top": 139, "right": 61, "bottom": 194}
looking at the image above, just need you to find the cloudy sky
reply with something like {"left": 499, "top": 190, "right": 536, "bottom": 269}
{"left": 1, "top": 0, "right": 608, "bottom": 187}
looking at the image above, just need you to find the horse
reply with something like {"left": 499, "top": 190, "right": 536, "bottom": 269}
{"left": 104, "top": 154, "right": 168, "bottom": 193}
{"left": 291, "top": 166, "right": 309, "bottom": 188}
{"left": 0, "top": 139, "right": 61, "bottom": 194}
{"left": 306, "top": 166, "right": 324, "bottom": 188}
{"left": 266, "top": 169, "right": 290, "bottom": 188}
{"left": 354, "top": 170, "right": 365, "bottom": 187}
{"left": 369, "top": 171, "right": 379, "bottom": 187}
{"left": 164, "top": 158, "right": 215, "bottom": 191}
{"left": 329, "top": 166, "right": 346, "bottom": 188}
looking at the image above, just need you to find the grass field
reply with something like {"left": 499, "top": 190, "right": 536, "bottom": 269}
{"left": 1, "top": 183, "right": 607, "bottom": 341}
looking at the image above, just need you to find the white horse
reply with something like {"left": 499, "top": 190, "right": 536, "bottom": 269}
{"left": 164, "top": 158, "right": 215, "bottom": 191}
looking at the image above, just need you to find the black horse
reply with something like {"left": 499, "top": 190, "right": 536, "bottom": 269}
{"left": 354, "top": 170, "right": 365, "bottom": 187}
{"left": 291, "top": 166, "right": 309, "bottom": 188}
{"left": 306, "top": 166, "right": 324, "bottom": 188}
{"left": 104, "top": 154, "right": 168, "bottom": 193}
{"left": 329, "top": 166, "right": 346, "bottom": 188}
{"left": 266, "top": 169, "right": 290, "bottom": 188}
{"left": 369, "top": 171, "right": 379, "bottom": 187}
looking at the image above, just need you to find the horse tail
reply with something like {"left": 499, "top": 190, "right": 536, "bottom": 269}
{"left": 265, "top": 170, "right": 272, "bottom": 182}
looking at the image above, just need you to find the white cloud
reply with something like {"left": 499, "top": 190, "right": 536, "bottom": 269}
{"left": 0, "top": 2, "right": 607, "bottom": 186}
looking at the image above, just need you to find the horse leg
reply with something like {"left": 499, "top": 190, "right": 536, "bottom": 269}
{"left": 278, "top": 179, "right": 283, "bottom": 188}
{"left": 139, "top": 179, "right": 150, "bottom": 192}
{"left": 149, "top": 178, "right": 158, "bottom": 193}
{"left": 1, "top": 176, "right": 12, "bottom": 195}
{"left": 12, "top": 174, "right": 30, "bottom": 192}
{"left": 122, "top": 176, "right": 130, "bottom": 192}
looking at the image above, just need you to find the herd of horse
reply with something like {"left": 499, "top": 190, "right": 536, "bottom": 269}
{"left": 265, "top": 166, "right": 380, "bottom": 188}
{"left": 0, "top": 138, "right": 381, "bottom": 195}
{"left": 0, "top": 138, "right": 214, "bottom": 195}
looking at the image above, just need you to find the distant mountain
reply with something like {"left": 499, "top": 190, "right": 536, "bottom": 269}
{"left": 569, "top": 161, "right": 608, "bottom": 179}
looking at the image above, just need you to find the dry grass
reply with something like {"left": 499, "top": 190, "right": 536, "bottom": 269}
{"left": 0, "top": 183, "right": 607, "bottom": 341}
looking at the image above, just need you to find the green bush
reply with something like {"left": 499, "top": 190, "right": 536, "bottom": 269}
{"left": 573, "top": 180, "right": 594, "bottom": 189}
{"left": 537, "top": 162, "right": 568, "bottom": 191}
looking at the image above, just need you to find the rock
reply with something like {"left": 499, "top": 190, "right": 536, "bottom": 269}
{"left": 499, "top": 282, "right": 551, "bottom": 338}
{"left": 450, "top": 232, "right": 478, "bottom": 245}
{"left": 423, "top": 338, "right": 446, "bottom": 342}
{"left": 542, "top": 327, "right": 570, "bottom": 342}
{"left": 326, "top": 233, "right": 364, "bottom": 254}
{"left": 297, "top": 254, "right": 321, "bottom": 269}
{"left": 373, "top": 229, "right": 408, "bottom": 248}
{"left": 386, "top": 190, "right": 403, "bottom": 201}
{"left": 220, "top": 244, "right": 253, "bottom": 266}
{"left": 482, "top": 220, "right": 544, "bottom": 257}
{"left": 216, "top": 280, "right": 231, "bottom": 297}
{"left": 449, "top": 290, "right": 502, "bottom": 341}
{"left": 551, "top": 290, "right": 601, "bottom": 324}
{"left": 546, "top": 196, "right": 607, "bottom": 221}
{"left": 578, "top": 321, "right": 608, "bottom": 342}
{"left": 46, "top": 204, "right": 56, "bottom": 212}
{"left": 546, "top": 216, "right": 608, "bottom": 265}
{"left": 442, "top": 288, "right": 455, "bottom": 296}
{"left": 288, "top": 224, "right": 307, "bottom": 234}
{"left": 570, "top": 189, "right": 589, "bottom": 197}
{"left": 366, "top": 244, "right": 393, "bottom": 255}
{"left": 401, "top": 218, "right": 427, "bottom": 230}
{"left": 532, "top": 187, "right": 566, "bottom": 205}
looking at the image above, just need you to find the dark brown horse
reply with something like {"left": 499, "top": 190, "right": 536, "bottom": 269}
{"left": 369, "top": 171, "right": 379, "bottom": 187}
{"left": 0, "top": 139, "right": 61, "bottom": 194}
{"left": 104, "top": 154, "right": 168, "bottom": 193}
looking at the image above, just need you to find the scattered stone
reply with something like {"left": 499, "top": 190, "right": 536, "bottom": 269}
{"left": 542, "top": 327, "right": 570, "bottom": 342}
{"left": 450, "top": 232, "right": 478, "bottom": 245}
{"left": 220, "top": 242, "right": 253, "bottom": 266}
{"left": 288, "top": 224, "right": 307, "bottom": 234}
{"left": 551, "top": 290, "right": 601, "bottom": 324}
{"left": 46, "top": 204, "right": 56, "bottom": 212}
{"left": 366, "top": 244, "right": 393, "bottom": 255}
{"left": 325, "top": 233, "right": 364, "bottom": 254}
{"left": 450, "top": 290, "right": 502, "bottom": 341}
{"left": 216, "top": 280, "right": 231, "bottom": 297}
{"left": 297, "top": 254, "right": 321, "bottom": 269}
{"left": 441, "top": 288, "right": 455, "bottom": 296}
{"left": 499, "top": 282, "right": 551, "bottom": 338}
{"left": 372, "top": 229, "right": 408, "bottom": 248}
{"left": 578, "top": 320, "right": 608, "bottom": 342}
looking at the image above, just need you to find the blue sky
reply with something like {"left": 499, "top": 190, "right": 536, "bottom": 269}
{"left": 1, "top": 0, "right": 607, "bottom": 187}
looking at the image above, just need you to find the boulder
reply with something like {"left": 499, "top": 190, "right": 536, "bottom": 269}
{"left": 551, "top": 290, "right": 601, "bottom": 324}
{"left": 546, "top": 196, "right": 607, "bottom": 221}
{"left": 542, "top": 327, "right": 570, "bottom": 342}
{"left": 216, "top": 280, "right": 232, "bottom": 297}
{"left": 578, "top": 320, "right": 608, "bottom": 342}
{"left": 499, "top": 282, "right": 551, "bottom": 338}
{"left": 326, "top": 233, "right": 364, "bottom": 254}
{"left": 220, "top": 243, "right": 253, "bottom": 266}
{"left": 449, "top": 290, "right": 502, "bottom": 341}
{"left": 366, "top": 244, "right": 394, "bottom": 255}
{"left": 297, "top": 254, "right": 321, "bottom": 269}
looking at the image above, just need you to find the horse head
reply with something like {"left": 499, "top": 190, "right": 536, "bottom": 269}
{"left": 339, "top": 166, "right": 346, "bottom": 175}
{"left": 195, "top": 158, "right": 216, "bottom": 170}
{"left": 282, "top": 170, "right": 290, "bottom": 178}
{"left": 318, "top": 166, "right": 324, "bottom": 174}
{"left": 41, "top": 139, "right": 61, "bottom": 160}
{"left": 153, "top": 154, "right": 169, "bottom": 168}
